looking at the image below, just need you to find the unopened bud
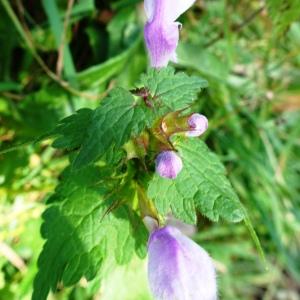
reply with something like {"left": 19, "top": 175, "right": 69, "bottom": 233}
{"left": 186, "top": 113, "right": 208, "bottom": 137}
{"left": 155, "top": 151, "right": 183, "bottom": 179}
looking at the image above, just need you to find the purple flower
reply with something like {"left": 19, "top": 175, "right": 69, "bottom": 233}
{"left": 155, "top": 151, "right": 183, "bottom": 179}
{"left": 148, "top": 226, "right": 217, "bottom": 300}
{"left": 144, "top": 0, "right": 196, "bottom": 68}
{"left": 186, "top": 113, "right": 208, "bottom": 137}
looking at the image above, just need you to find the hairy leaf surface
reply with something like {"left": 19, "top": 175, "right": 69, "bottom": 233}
{"left": 140, "top": 67, "right": 208, "bottom": 111}
{"left": 52, "top": 108, "right": 93, "bottom": 150}
{"left": 73, "top": 88, "right": 152, "bottom": 168}
{"left": 147, "top": 137, "right": 244, "bottom": 224}
{"left": 32, "top": 165, "right": 147, "bottom": 300}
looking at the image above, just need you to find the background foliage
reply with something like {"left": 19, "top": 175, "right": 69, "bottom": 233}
{"left": 0, "top": 0, "right": 300, "bottom": 299}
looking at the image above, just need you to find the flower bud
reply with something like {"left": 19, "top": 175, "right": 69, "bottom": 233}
{"left": 148, "top": 226, "right": 217, "bottom": 300}
{"left": 155, "top": 151, "right": 183, "bottom": 179}
{"left": 186, "top": 113, "right": 208, "bottom": 137}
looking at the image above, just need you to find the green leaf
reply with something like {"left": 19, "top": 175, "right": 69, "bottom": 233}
{"left": 147, "top": 137, "right": 244, "bottom": 224}
{"left": 140, "top": 67, "right": 208, "bottom": 111}
{"left": 0, "top": 81, "right": 21, "bottom": 92}
{"left": 71, "top": 0, "right": 95, "bottom": 16}
{"left": 51, "top": 108, "right": 93, "bottom": 150}
{"left": 73, "top": 88, "right": 151, "bottom": 168}
{"left": 0, "top": 108, "right": 91, "bottom": 155}
{"left": 33, "top": 165, "right": 147, "bottom": 300}
{"left": 76, "top": 38, "right": 141, "bottom": 88}
{"left": 1, "top": 69, "right": 206, "bottom": 160}
{"left": 74, "top": 69, "right": 207, "bottom": 168}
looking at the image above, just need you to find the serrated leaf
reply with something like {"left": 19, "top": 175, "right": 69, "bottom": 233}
{"left": 44, "top": 69, "right": 207, "bottom": 169}
{"left": 52, "top": 108, "right": 93, "bottom": 150}
{"left": 32, "top": 165, "right": 147, "bottom": 300}
{"left": 140, "top": 67, "right": 208, "bottom": 111}
{"left": 73, "top": 88, "right": 151, "bottom": 168}
{"left": 147, "top": 137, "right": 244, "bottom": 224}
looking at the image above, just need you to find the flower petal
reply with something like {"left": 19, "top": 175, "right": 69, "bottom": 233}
{"left": 148, "top": 226, "right": 217, "bottom": 300}
{"left": 144, "top": 0, "right": 195, "bottom": 68}
{"left": 144, "top": 22, "right": 179, "bottom": 68}
{"left": 144, "top": 0, "right": 155, "bottom": 22}
{"left": 144, "top": 0, "right": 196, "bottom": 23}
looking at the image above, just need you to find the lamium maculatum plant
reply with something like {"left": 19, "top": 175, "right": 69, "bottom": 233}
{"left": 30, "top": 1, "right": 255, "bottom": 300}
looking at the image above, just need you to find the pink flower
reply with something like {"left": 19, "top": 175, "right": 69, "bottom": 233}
{"left": 148, "top": 225, "right": 217, "bottom": 300}
{"left": 144, "top": 0, "right": 196, "bottom": 68}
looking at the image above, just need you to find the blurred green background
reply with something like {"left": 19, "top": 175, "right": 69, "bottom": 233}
{"left": 0, "top": 0, "right": 300, "bottom": 299}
